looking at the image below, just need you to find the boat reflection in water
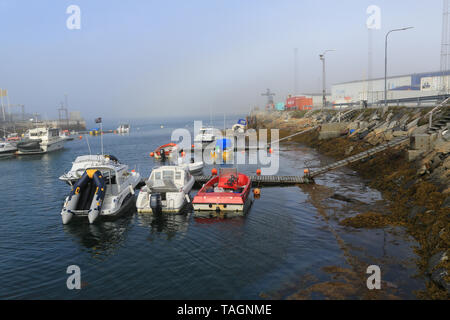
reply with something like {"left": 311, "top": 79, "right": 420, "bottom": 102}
{"left": 62, "top": 207, "right": 134, "bottom": 258}
{"left": 137, "top": 210, "right": 191, "bottom": 241}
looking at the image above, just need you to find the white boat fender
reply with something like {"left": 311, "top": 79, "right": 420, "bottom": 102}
{"left": 129, "top": 185, "right": 135, "bottom": 195}
{"left": 185, "top": 194, "right": 191, "bottom": 203}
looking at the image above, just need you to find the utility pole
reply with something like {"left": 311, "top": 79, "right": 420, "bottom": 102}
{"left": 441, "top": 0, "right": 450, "bottom": 95}
{"left": 261, "top": 89, "right": 275, "bottom": 110}
{"left": 384, "top": 27, "right": 413, "bottom": 106}
{"left": 294, "top": 48, "right": 298, "bottom": 95}
{"left": 319, "top": 49, "right": 336, "bottom": 112}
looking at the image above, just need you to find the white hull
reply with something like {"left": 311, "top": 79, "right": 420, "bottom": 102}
{"left": 61, "top": 165, "right": 141, "bottom": 224}
{"left": 193, "top": 195, "right": 253, "bottom": 213}
{"left": 136, "top": 166, "right": 194, "bottom": 213}
{"left": 17, "top": 139, "right": 65, "bottom": 154}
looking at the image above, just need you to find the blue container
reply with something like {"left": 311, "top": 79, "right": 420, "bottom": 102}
{"left": 216, "top": 138, "right": 232, "bottom": 150}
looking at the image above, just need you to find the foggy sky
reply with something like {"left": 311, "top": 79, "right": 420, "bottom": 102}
{"left": 0, "top": 0, "right": 443, "bottom": 121}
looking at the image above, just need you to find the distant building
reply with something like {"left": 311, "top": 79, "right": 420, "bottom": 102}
{"left": 69, "top": 111, "right": 82, "bottom": 121}
{"left": 331, "top": 70, "right": 450, "bottom": 105}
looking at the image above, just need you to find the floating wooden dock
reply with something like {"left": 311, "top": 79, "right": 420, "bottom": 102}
{"left": 194, "top": 175, "right": 310, "bottom": 187}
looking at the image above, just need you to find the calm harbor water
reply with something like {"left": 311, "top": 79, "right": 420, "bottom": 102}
{"left": 0, "top": 118, "right": 425, "bottom": 299}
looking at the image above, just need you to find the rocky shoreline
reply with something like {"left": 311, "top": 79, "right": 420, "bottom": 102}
{"left": 249, "top": 107, "right": 450, "bottom": 299}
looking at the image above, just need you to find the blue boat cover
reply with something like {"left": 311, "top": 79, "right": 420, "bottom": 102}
{"left": 216, "top": 138, "right": 232, "bottom": 150}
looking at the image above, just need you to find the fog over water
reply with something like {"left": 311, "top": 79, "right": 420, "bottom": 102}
{"left": 0, "top": 0, "right": 442, "bottom": 119}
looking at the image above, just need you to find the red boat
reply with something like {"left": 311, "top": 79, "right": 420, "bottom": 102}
{"left": 151, "top": 143, "right": 177, "bottom": 161}
{"left": 192, "top": 168, "right": 252, "bottom": 212}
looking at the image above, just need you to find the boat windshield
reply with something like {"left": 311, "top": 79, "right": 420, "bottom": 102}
{"left": 219, "top": 168, "right": 238, "bottom": 177}
{"left": 163, "top": 170, "right": 174, "bottom": 180}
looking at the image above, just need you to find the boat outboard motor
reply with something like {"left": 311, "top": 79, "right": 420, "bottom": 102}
{"left": 150, "top": 193, "right": 162, "bottom": 213}
{"left": 61, "top": 169, "right": 106, "bottom": 224}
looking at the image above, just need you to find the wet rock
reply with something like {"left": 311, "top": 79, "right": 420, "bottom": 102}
{"left": 443, "top": 130, "right": 450, "bottom": 142}
{"left": 417, "top": 165, "right": 428, "bottom": 176}
{"left": 442, "top": 196, "right": 450, "bottom": 208}
{"left": 407, "top": 118, "right": 419, "bottom": 130}
{"left": 330, "top": 194, "right": 367, "bottom": 205}
{"left": 408, "top": 206, "right": 426, "bottom": 221}
{"left": 393, "top": 131, "right": 408, "bottom": 137}
{"left": 427, "top": 251, "right": 450, "bottom": 292}
{"left": 358, "top": 130, "right": 369, "bottom": 140}
{"left": 345, "top": 146, "right": 354, "bottom": 156}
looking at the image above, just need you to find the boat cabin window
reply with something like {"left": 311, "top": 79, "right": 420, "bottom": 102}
{"left": 175, "top": 171, "right": 182, "bottom": 180}
{"left": 163, "top": 170, "right": 174, "bottom": 180}
{"left": 154, "top": 172, "right": 161, "bottom": 180}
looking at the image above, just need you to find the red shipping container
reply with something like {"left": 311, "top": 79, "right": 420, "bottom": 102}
{"left": 286, "top": 96, "right": 313, "bottom": 110}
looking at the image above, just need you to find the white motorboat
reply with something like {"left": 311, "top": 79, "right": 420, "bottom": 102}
{"left": 16, "top": 127, "right": 65, "bottom": 154}
{"left": 194, "top": 127, "right": 219, "bottom": 144}
{"left": 61, "top": 162, "right": 141, "bottom": 224}
{"left": 60, "top": 130, "right": 74, "bottom": 141}
{"left": 171, "top": 145, "right": 204, "bottom": 173}
{"left": 181, "top": 160, "right": 204, "bottom": 173}
{"left": 0, "top": 142, "right": 17, "bottom": 158}
{"left": 136, "top": 165, "right": 194, "bottom": 213}
{"left": 59, "top": 154, "right": 121, "bottom": 185}
{"left": 117, "top": 124, "right": 130, "bottom": 134}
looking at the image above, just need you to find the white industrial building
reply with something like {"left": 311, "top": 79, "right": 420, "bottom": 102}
{"left": 331, "top": 71, "right": 450, "bottom": 105}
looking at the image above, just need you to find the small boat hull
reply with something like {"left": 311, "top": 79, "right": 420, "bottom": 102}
{"left": 192, "top": 169, "right": 252, "bottom": 213}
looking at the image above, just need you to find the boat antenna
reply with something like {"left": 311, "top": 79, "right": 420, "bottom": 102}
{"left": 100, "top": 120, "right": 104, "bottom": 156}
{"left": 85, "top": 133, "right": 92, "bottom": 155}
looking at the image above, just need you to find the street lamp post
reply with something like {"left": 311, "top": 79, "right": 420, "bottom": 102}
{"left": 384, "top": 27, "right": 413, "bottom": 107}
{"left": 320, "top": 49, "right": 336, "bottom": 112}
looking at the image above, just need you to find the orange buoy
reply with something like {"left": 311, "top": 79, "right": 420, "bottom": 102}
{"left": 304, "top": 169, "right": 310, "bottom": 175}
{"left": 256, "top": 169, "right": 262, "bottom": 176}
{"left": 211, "top": 168, "right": 218, "bottom": 176}
{"left": 150, "top": 152, "right": 155, "bottom": 157}
{"left": 253, "top": 188, "right": 261, "bottom": 196}
{"left": 79, "top": 135, "right": 82, "bottom": 140}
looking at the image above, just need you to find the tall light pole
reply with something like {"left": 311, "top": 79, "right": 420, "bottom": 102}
{"left": 384, "top": 27, "right": 414, "bottom": 106}
{"left": 320, "top": 49, "right": 336, "bottom": 112}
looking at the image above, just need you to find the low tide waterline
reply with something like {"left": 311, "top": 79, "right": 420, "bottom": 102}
{"left": 0, "top": 120, "right": 425, "bottom": 299}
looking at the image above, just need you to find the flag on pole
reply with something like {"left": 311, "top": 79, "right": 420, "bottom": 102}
{"left": 95, "top": 117, "right": 102, "bottom": 123}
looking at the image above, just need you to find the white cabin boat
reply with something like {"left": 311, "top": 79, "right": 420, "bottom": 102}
{"left": 136, "top": 166, "right": 194, "bottom": 213}
{"left": 194, "top": 127, "right": 219, "bottom": 144}
{"left": 16, "top": 127, "right": 65, "bottom": 154}
{"left": 117, "top": 124, "right": 130, "bottom": 134}
{"left": 0, "top": 142, "right": 17, "bottom": 158}
{"left": 59, "top": 154, "right": 121, "bottom": 185}
{"left": 61, "top": 162, "right": 141, "bottom": 224}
